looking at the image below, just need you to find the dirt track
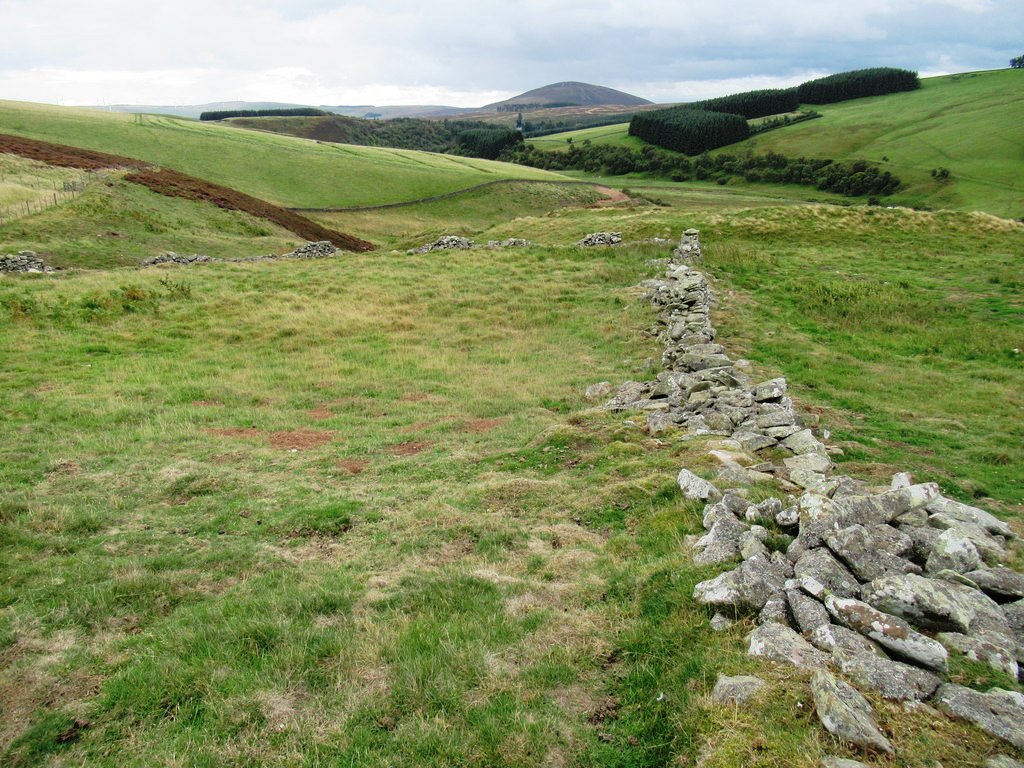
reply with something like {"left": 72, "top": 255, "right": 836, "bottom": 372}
{"left": 0, "top": 133, "right": 374, "bottom": 252}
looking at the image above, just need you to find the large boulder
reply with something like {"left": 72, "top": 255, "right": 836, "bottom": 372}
{"left": 710, "top": 674, "right": 766, "bottom": 705}
{"left": 693, "top": 503, "right": 746, "bottom": 565}
{"left": 678, "top": 468, "right": 722, "bottom": 501}
{"left": 810, "top": 670, "right": 893, "bottom": 754}
{"left": 794, "top": 548, "right": 860, "bottom": 598}
{"left": 934, "top": 684, "right": 1024, "bottom": 750}
{"left": 967, "top": 567, "right": 1024, "bottom": 602}
{"left": 809, "top": 623, "right": 887, "bottom": 659}
{"left": 926, "top": 528, "right": 983, "bottom": 574}
{"left": 926, "top": 497, "right": 1015, "bottom": 539}
{"left": 832, "top": 648, "right": 942, "bottom": 701}
{"left": 839, "top": 483, "right": 940, "bottom": 526}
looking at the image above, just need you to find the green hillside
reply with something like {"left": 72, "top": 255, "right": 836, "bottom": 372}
{"left": 525, "top": 70, "right": 1023, "bottom": 217}
{"left": 734, "top": 69, "right": 1023, "bottom": 216}
{"left": 0, "top": 101, "right": 563, "bottom": 209}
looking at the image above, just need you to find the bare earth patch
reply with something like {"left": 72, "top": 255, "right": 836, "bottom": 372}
{"left": 192, "top": 400, "right": 223, "bottom": 407}
{"left": 464, "top": 418, "right": 504, "bottom": 434}
{"left": 307, "top": 408, "right": 334, "bottom": 420}
{"left": 205, "top": 427, "right": 264, "bottom": 439}
{"left": 386, "top": 441, "right": 432, "bottom": 457}
{"left": 337, "top": 459, "right": 370, "bottom": 475}
{"left": 268, "top": 430, "right": 335, "bottom": 450}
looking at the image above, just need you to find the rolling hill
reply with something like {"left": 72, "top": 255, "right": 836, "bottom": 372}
{"left": 484, "top": 81, "right": 652, "bottom": 110}
{"left": 525, "top": 69, "right": 1023, "bottom": 217}
{"left": 0, "top": 100, "right": 563, "bottom": 209}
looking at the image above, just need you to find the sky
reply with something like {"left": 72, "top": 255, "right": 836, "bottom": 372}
{"left": 0, "top": 0, "right": 1020, "bottom": 107}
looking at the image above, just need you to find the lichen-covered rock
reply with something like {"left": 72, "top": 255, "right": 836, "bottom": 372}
{"left": 934, "top": 684, "right": 1024, "bottom": 750}
{"left": 840, "top": 484, "right": 940, "bottom": 526}
{"left": 928, "top": 514, "right": 1006, "bottom": 564}
{"left": 823, "top": 592, "right": 948, "bottom": 672}
{"left": 825, "top": 524, "right": 922, "bottom": 582}
{"left": 710, "top": 674, "right": 766, "bottom": 705}
{"left": 832, "top": 648, "right": 942, "bottom": 701}
{"left": 694, "top": 554, "right": 789, "bottom": 612}
{"left": 759, "top": 591, "right": 790, "bottom": 626}
{"left": 809, "top": 623, "right": 887, "bottom": 659}
{"left": 787, "top": 589, "right": 831, "bottom": 633}
{"left": 937, "top": 632, "right": 1019, "bottom": 678}
{"left": 967, "top": 568, "right": 1024, "bottom": 602}
{"left": 926, "top": 528, "right": 983, "bottom": 574}
{"left": 748, "top": 623, "right": 830, "bottom": 669}
{"left": 794, "top": 548, "right": 860, "bottom": 598}
{"left": 678, "top": 468, "right": 722, "bottom": 501}
{"left": 693, "top": 504, "right": 746, "bottom": 565}
{"left": 810, "top": 670, "right": 893, "bottom": 754}
{"left": 861, "top": 573, "right": 1010, "bottom": 637}
{"left": 584, "top": 381, "right": 614, "bottom": 401}
{"left": 927, "top": 497, "right": 1015, "bottom": 539}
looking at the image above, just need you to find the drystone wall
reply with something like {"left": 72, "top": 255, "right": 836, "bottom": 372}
{"left": 0, "top": 251, "right": 56, "bottom": 273}
{"left": 595, "top": 229, "right": 1024, "bottom": 760}
{"left": 141, "top": 240, "right": 338, "bottom": 267}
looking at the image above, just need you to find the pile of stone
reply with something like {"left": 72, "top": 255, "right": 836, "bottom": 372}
{"left": 594, "top": 229, "right": 1024, "bottom": 757}
{"left": 142, "top": 241, "right": 339, "bottom": 267}
{"left": 578, "top": 232, "right": 622, "bottom": 247}
{"left": 284, "top": 240, "right": 337, "bottom": 258}
{"left": 694, "top": 479, "right": 1023, "bottom": 752}
{"left": 407, "top": 235, "right": 473, "bottom": 254}
{"left": 0, "top": 251, "right": 55, "bottom": 273}
{"left": 599, "top": 230, "right": 829, "bottom": 491}
{"left": 486, "top": 238, "right": 532, "bottom": 248}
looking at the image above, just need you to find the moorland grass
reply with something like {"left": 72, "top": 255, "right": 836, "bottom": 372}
{"left": 0, "top": 101, "right": 564, "bottom": 209}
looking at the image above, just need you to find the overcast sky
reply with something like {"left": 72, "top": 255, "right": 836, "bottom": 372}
{"left": 0, "top": 0, "right": 1020, "bottom": 107}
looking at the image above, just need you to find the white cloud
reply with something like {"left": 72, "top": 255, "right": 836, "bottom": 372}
{"left": 0, "top": 0, "right": 1019, "bottom": 106}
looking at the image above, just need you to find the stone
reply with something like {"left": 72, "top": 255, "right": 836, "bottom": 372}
{"left": 832, "top": 648, "right": 942, "bottom": 701}
{"left": 678, "top": 468, "right": 722, "bottom": 501}
{"left": 798, "top": 493, "right": 848, "bottom": 548}
{"left": 821, "top": 759, "right": 871, "bottom": 768}
{"left": 694, "top": 554, "right": 789, "bottom": 612}
{"left": 733, "top": 431, "right": 777, "bottom": 453}
{"left": 710, "top": 674, "right": 766, "bottom": 705}
{"left": 780, "top": 429, "right": 827, "bottom": 456}
{"left": 789, "top": 469, "right": 830, "bottom": 492}
{"left": 739, "top": 530, "right": 769, "bottom": 560}
{"left": 790, "top": 548, "right": 864, "bottom": 602}
{"left": 748, "top": 623, "right": 830, "bottom": 669}
{"left": 745, "top": 497, "right": 782, "bottom": 525}
{"left": 408, "top": 235, "right": 473, "bottom": 253}
{"left": 937, "top": 632, "right": 1019, "bottom": 677}
{"left": 646, "top": 410, "right": 678, "bottom": 436}
{"left": 693, "top": 506, "right": 746, "bottom": 566}
{"left": 810, "top": 670, "right": 893, "bottom": 754}
{"left": 840, "top": 483, "right": 940, "bottom": 526}
{"left": 584, "top": 381, "right": 614, "bottom": 401}
{"left": 967, "top": 568, "right": 1024, "bottom": 602}
{"left": 577, "top": 231, "right": 622, "bottom": 247}
{"left": 927, "top": 496, "right": 1015, "bottom": 539}
{"left": 823, "top": 592, "right": 949, "bottom": 672}
{"left": 752, "top": 378, "right": 787, "bottom": 402}
{"left": 787, "top": 589, "right": 831, "bottom": 633}
{"left": 986, "top": 757, "right": 1024, "bottom": 768}
{"left": 926, "top": 528, "right": 983, "bottom": 574}
{"left": 759, "top": 592, "right": 790, "bottom": 626}
{"left": 928, "top": 514, "right": 1006, "bottom": 563}
{"left": 861, "top": 573, "right": 1011, "bottom": 637}
{"left": 809, "top": 623, "right": 887, "bottom": 659}
{"left": 710, "top": 612, "right": 734, "bottom": 632}
{"left": 825, "top": 524, "right": 922, "bottom": 582}
{"left": 784, "top": 453, "right": 833, "bottom": 474}
{"left": 933, "top": 684, "right": 1024, "bottom": 750}
{"left": 902, "top": 524, "right": 942, "bottom": 560}
{"left": 890, "top": 472, "right": 914, "bottom": 489}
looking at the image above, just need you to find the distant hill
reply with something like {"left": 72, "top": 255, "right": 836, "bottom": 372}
{"left": 484, "top": 82, "right": 652, "bottom": 111}
{"left": 92, "top": 101, "right": 474, "bottom": 120}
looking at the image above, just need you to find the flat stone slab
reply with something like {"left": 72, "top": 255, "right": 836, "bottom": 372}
{"left": 748, "top": 623, "right": 829, "bottom": 669}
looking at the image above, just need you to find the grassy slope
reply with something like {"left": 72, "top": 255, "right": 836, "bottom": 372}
{"left": 735, "top": 69, "right": 1024, "bottom": 216}
{"left": 526, "top": 70, "right": 1024, "bottom": 217}
{"left": 0, "top": 101, "right": 563, "bottom": 208}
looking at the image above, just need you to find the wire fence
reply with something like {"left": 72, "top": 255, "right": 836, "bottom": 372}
{"left": 0, "top": 180, "right": 85, "bottom": 226}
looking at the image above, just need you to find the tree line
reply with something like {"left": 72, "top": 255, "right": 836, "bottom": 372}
{"left": 199, "top": 108, "right": 329, "bottom": 121}
{"left": 629, "top": 67, "right": 920, "bottom": 155}
{"left": 500, "top": 142, "right": 900, "bottom": 197}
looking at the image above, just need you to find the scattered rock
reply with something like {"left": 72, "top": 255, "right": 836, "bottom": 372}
{"left": 694, "top": 554, "right": 789, "bottom": 612}
{"left": 678, "top": 468, "right": 721, "bottom": 502}
{"left": 926, "top": 528, "right": 983, "bottom": 574}
{"left": 832, "top": 648, "right": 942, "bottom": 701}
{"left": 407, "top": 235, "right": 473, "bottom": 253}
{"left": 584, "top": 381, "right": 615, "bottom": 401}
{"left": 578, "top": 232, "right": 622, "bottom": 247}
{"left": 748, "top": 623, "right": 829, "bottom": 669}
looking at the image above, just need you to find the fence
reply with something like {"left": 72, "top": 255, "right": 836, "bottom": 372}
{"left": 0, "top": 180, "right": 86, "bottom": 226}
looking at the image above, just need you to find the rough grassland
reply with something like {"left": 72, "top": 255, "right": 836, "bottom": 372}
{"left": 2, "top": 196, "right": 1021, "bottom": 766}
{"left": 0, "top": 101, "right": 564, "bottom": 209}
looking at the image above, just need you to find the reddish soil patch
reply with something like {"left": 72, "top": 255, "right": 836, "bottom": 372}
{"left": 464, "top": 418, "right": 504, "bottom": 434}
{"left": 206, "top": 427, "right": 263, "bottom": 438}
{"left": 387, "top": 441, "right": 432, "bottom": 457}
{"left": 590, "top": 186, "right": 631, "bottom": 207}
{"left": 337, "top": 459, "right": 370, "bottom": 474}
{"left": 192, "top": 400, "right": 223, "bottom": 407}
{"left": 307, "top": 408, "right": 334, "bottom": 420}
{"left": 0, "top": 132, "right": 374, "bottom": 252}
{"left": 268, "top": 430, "right": 335, "bottom": 450}
{"left": 399, "top": 416, "right": 459, "bottom": 434}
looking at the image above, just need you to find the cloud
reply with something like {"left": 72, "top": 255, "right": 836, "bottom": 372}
{"left": 0, "top": 0, "right": 1019, "bottom": 106}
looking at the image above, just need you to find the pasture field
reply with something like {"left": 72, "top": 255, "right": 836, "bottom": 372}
{"left": 0, "top": 101, "right": 563, "bottom": 209}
